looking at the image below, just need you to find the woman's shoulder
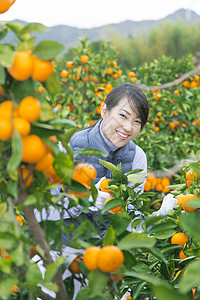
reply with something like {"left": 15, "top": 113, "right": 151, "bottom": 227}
{"left": 134, "top": 145, "right": 147, "bottom": 161}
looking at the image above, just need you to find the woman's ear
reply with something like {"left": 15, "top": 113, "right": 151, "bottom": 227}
{"left": 101, "top": 103, "right": 107, "bottom": 120}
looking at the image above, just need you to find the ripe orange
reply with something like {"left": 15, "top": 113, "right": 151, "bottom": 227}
{"left": 104, "top": 197, "right": 123, "bottom": 214}
{"left": 31, "top": 56, "right": 54, "bottom": 82}
{"left": 10, "top": 285, "right": 18, "bottom": 294}
{"left": 44, "top": 171, "right": 63, "bottom": 185}
{"left": 0, "top": 0, "right": 15, "bottom": 13}
{"left": 66, "top": 61, "right": 73, "bottom": 69}
{"left": 21, "top": 135, "right": 47, "bottom": 163}
{"left": 34, "top": 152, "right": 54, "bottom": 172}
{"left": 154, "top": 126, "right": 160, "bottom": 132}
{"left": 38, "top": 86, "right": 45, "bottom": 93}
{"left": 0, "top": 100, "right": 13, "bottom": 119}
{"left": 179, "top": 249, "right": 187, "bottom": 260}
{"left": 19, "top": 166, "right": 33, "bottom": 187}
{"left": 97, "top": 245, "right": 124, "bottom": 273}
{"left": 80, "top": 55, "right": 88, "bottom": 63}
{"left": 99, "top": 178, "right": 113, "bottom": 194}
{"left": 60, "top": 70, "right": 69, "bottom": 78}
{"left": 83, "top": 246, "right": 100, "bottom": 271}
{"left": 72, "top": 163, "right": 97, "bottom": 186}
{"left": 112, "top": 73, "right": 119, "bottom": 79}
{"left": 171, "top": 232, "right": 189, "bottom": 249}
{"left": 176, "top": 194, "right": 198, "bottom": 212}
{"left": 69, "top": 256, "right": 82, "bottom": 274}
{"left": 106, "top": 68, "right": 114, "bottom": 75}
{"left": 144, "top": 180, "right": 152, "bottom": 192}
{"left": 7, "top": 51, "right": 33, "bottom": 81}
{"left": 0, "top": 85, "right": 6, "bottom": 95}
{"left": 18, "top": 96, "right": 41, "bottom": 123}
{"left": 0, "top": 117, "right": 13, "bottom": 140}
{"left": 16, "top": 215, "right": 23, "bottom": 227}
{"left": 13, "top": 117, "right": 31, "bottom": 137}
{"left": 128, "top": 71, "right": 135, "bottom": 78}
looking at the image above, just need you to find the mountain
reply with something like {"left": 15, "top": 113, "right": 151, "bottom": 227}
{"left": 2, "top": 9, "right": 200, "bottom": 48}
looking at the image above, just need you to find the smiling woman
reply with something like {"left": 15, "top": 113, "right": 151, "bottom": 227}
{"left": 69, "top": 82, "right": 149, "bottom": 186}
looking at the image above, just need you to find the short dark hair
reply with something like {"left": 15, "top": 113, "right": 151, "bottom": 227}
{"left": 104, "top": 82, "right": 149, "bottom": 129}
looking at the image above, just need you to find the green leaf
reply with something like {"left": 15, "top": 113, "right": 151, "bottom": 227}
{"left": 0, "top": 203, "right": 7, "bottom": 218}
{"left": 101, "top": 197, "right": 124, "bottom": 214}
{"left": 153, "top": 284, "right": 188, "bottom": 300}
{"left": 6, "top": 129, "right": 22, "bottom": 181}
{"left": 33, "top": 40, "right": 65, "bottom": 60}
{"left": 180, "top": 260, "right": 200, "bottom": 293}
{"left": 20, "top": 23, "right": 48, "bottom": 35}
{"left": 0, "top": 44, "right": 15, "bottom": 67}
{"left": 44, "top": 71, "right": 61, "bottom": 95}
{"left": 0, "top": 65, "right": 5, "bottom": 84}
{"left": 26, "top": 263, "right": 43, "bottom": 291}
{"left": 53, "top": 152, "right": 74, "bottom": 185}
{"left": 99, "top": 159, "right": 118, "bottom": 172}
{"left": 124, "top": 169, "right": 144, "bottom": 175}
{"left": 0, "top": 279, "right": 18, "bottom": 297}
{"left": 155, "top": 229, "right": 177, "bottom": 240}
{"left": 127, "top": 173, "right": 147, "bottom": 183}
{"left": 6, "top": 22, "right": 24, "bottom": 35}
{"left": 103, "top": 225, "right": 115, "bottom": 245}
{"left": 123, "top": 270, "right": 160, "bottom": 286}
{"left": 12, "top": 244, "right": 25, "bottom": 266}
{"left": 7, "top": 180, "right": 18, "bottom": 199}
{"left": 179, "top": 212, "right": 200, "bottom": 241}
{"left": 118, "top": 233, "right": 156, "bottom": 250}
{"left": 148, "top": 222, "right": 176, "bottom": 234}
{"left": 11, "top": 78, "right": 38, "bottom": 101}
{"left": 44, "top": 256, "right": 65, "bottom": 283}
{"left": 0, "top": 233, "right": 18, "bottom": 249}
{"left": 106, "top": 213, "right": 131, "bottom": 236}
{"left": 75, "top": 148, "right": 107, "bottom": 158}
{"left": 17, "top": 37, "right": 36, "bottom": 51}
{"left": 88, "top": 269, "right": 108, "bottom": 298}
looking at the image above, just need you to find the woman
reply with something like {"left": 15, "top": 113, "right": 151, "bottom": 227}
{"left": 69, "top": 82, "right": 149, "bottom": 209}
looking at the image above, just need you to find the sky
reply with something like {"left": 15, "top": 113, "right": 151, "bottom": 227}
{"left": 0, "top": 0, "right": 200, "bottom": 29}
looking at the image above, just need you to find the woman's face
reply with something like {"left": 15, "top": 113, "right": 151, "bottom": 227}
{"left": 101, "top": 97, "right": 142, "bottom": 147}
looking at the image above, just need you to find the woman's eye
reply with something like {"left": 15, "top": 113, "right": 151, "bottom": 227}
{"left": 135, "top": 120, "right": 142, "bottom": 124}
{"left": 119, "top": 113, "right": 126, "bottom": 118}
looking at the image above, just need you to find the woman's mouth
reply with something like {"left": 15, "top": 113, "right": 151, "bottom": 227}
{"left": 116, "top": 130, "right": 129, "bottom": 140}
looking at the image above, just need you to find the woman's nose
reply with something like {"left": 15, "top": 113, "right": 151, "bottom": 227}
{"left": 123, "top": 120, "right": 132, "bottom": 132}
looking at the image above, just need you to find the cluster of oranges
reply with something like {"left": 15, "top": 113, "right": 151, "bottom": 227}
{"left": 182, "top": 75, "right": 200, "bottom": 88}
{"left": 83, "top": 245, "right": 124, "bottom": 273}
{"left": 144, "top": 173, "right": 170, "bottom": 193}
{"left": 7, "top": 50, "right": 54, "bottom": 82}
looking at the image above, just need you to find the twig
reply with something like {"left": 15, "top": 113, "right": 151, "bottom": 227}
{"left": 136, "top": 64, "right": 200, "bottom": 91}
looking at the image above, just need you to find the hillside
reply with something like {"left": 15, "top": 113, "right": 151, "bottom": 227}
{"left": 2, "top": 8, "right": 200, "bottom": 48}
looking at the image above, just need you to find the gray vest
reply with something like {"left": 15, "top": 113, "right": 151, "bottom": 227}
{"left": 69, "top": 120, "right": 136, "bottom": 183}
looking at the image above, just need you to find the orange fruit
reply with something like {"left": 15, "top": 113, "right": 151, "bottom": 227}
{"left": 7, "top": 50, "right": 33, "bottom": 81}
{"left": 171, "top": 232, "right": 188, "bottom": 249}
{"left": 179, "top": 249, "right": 187, "bottom": 260}
{"left": 0, "top": 117, "right": 13, "bottom": 140}
{"left": 0, "top": 100, "right": 13, "bottom": 119}
{"left": 34, "top": 152, "right": 54, "bottom": 172}
{"left": 112, "top": 73, "right": 119, "bottom": 79}
{"left": 97, "top": 245, "right": 124, "bottom": 273}
{"left": 80, "top": 55, "right": 88, "bottom": 63}
{"left": 182, "top": 80, "right": 190, "bottom": 88}
{"left": 69, "top": 256, "right": 82, "bottom": 274}
{"left": 112, "top": 61, "right": 117, "bottom": 67}
{"left": 66, "top": 61, "right": 73, "bottom": 69}
{"left": 38, "top": 86, "right": 45, "bottom": 93}
{"left": 104, "top": 197, "right": 123, "bottom": 214}
{"left": 128, "top": 71, "right": 135, "bottom": 78}
{"left": 0, "top": 85, "right": 6, "bottom": 95}
{"left": 45, "top": 171, "right": 63, "bottom": 185}
{"left": 22, "top": 135, "right": 47, "bottom": 163}
{"left": 68, "top": 183, "right": 90, "bottom": 198}
{"left": 144, "top": 180, "right": 152, "bottom": 192}
{"left": 154, "top": 126, "right": 159, "bottom": 132}
{"left": 19, "top": 166, "right": 33, "bottom": 187}
{"left": 106, "top": 68, "right": 114, "bottom": 75}
{"left": 31, "top": 56, "right": 54, "bottom": 82}
{"left": 13, "top": 117, "right": 31, "bottom": 137}
{"left": 186, "top": 170, "right": 198, "bottom": 181}
{"left": 99, "top": 178, "right": 113, "bottom": 194}
{"left": 157, "top": 112, "right": 162, "bottom": 117}
{"left": 60, "top": 70, "right": 69, "bottom": 78}
{"left": 10, "top": 285, "right": 18, "bottom": 294}
{"left": 18, "top": 96, "right": 41, "bottom": 123}
{"left": 83, "top": 246, "right": 100, "bottom": 271}
{"left": 176, "top": 194, "right": 198, "bottom": 212}
{"left": 0, "top": 0, "right": 15, "bottom": 13}
{"left": 72, "top": 163, "right": 97, "bottom": 186}
{"left": 16, "top": 215, "right": 23, "bottom": 227}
